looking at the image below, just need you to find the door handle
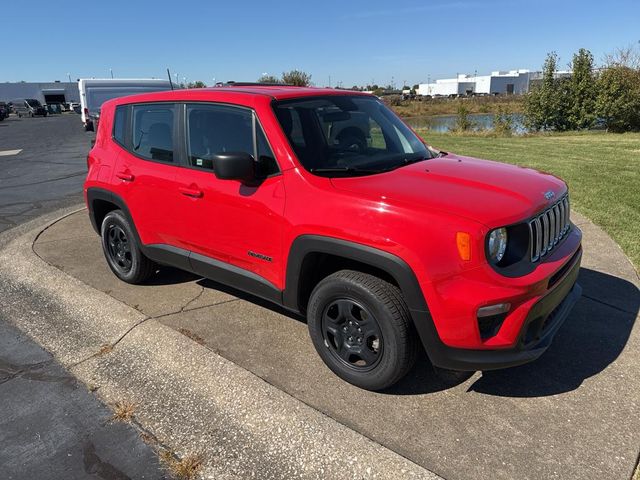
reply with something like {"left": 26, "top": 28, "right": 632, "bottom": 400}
{"left": 179, "top": 187, "right": 204, "bottom": 198}
{"left": 116, "top": 172, "right": 134, "bottom": 182}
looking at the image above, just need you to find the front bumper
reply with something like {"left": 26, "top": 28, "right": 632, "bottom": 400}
{"left": 413, "top": 233, "right": 583, "bottom": 371}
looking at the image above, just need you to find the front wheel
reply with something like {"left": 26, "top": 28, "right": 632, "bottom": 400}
{"left": 101, "top": 210, "right": 156, "bottom": 284}
{"left": 307, "top": 270, "right": 418, "bottom": 391}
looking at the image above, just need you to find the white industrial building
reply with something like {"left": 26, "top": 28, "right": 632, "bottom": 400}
{"left": 417, "top": 69, "right": 534, "bottom": 97}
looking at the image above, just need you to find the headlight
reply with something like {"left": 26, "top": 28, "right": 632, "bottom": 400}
{"left": 488, "top": 228, "right": 508, "bottom": 263}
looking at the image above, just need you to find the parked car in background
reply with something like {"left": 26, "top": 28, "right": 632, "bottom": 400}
{"left": 67, "top": 102, "right": 80, "bottom": 113}
{"left": 46, "top": 103, "right": 63, "bottom": 114}
{"left": 0, "top": 102, "right": 9, "bottom": 120}
{"left": 11, "top": 98, "right": 48, "bottom": 117}
{"left": 84, "top": 86, "right": 582, "bottom": 391}
{"left": 78, "top": 78, "right": 172, "bottom": 131}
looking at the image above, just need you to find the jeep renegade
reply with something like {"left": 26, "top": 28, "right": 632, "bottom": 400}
{"left": 84, "top": 85, "right": 582, "bottom": 390}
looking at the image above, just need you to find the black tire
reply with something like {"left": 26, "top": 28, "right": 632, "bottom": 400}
{"left": 100, "top": 210, "right": 156, "bottom": 284}
{"left": 85, "top": 121, "right": 94, "bottom": 132}
{"left": 307, "top": 270, "right": 418, "bottom": 390}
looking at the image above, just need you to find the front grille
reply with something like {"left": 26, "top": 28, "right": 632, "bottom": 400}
{"left": 528, "top": 194, "right": 570, "bottom": 262}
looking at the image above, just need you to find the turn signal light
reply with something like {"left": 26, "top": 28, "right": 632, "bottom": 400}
{"left": 456, "top": 232, "right": 471, "bottom": 261}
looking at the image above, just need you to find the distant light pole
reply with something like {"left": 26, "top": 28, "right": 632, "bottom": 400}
{"left": 110, "top": 68, "right": 114, "bottom": 79}
{"left": 67, "top": 72, "right": 71, "bottom": 83}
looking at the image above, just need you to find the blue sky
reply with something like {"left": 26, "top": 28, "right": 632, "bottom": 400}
{"left": 4, "top": 0, "right": 639, "bottom": 86}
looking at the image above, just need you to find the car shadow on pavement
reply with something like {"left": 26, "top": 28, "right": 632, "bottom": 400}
{"left": 146, "top": 266, "right": 200, "bottom": 286}
{"left": 466, "top": 267, "right": 639, "bottom": 398}
{"left": 191, "top": 267, "right": 637, "bottom": 398}
{"left": 196, "top": 277, "right": 306, "bottom": 322}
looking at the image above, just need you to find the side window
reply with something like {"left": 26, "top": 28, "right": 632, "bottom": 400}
{"left": 113, "top": 105, "right": 127, "bottom": 146}
{"left": 256, "top": 124, "right": 279, "bottom": 177}
{"left": 131, "top": 104, "right": 175, "bottom": 162}
{"left": 186, "top": 104, "right": 253, "bottom": 171}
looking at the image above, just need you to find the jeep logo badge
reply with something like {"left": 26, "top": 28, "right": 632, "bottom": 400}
{"left": 544, "top": 191, "right": 555, "bottom": 200}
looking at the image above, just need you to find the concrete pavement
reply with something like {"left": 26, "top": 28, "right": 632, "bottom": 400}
{"left": 13, "top": 207, "right": 639, "bottom": 480}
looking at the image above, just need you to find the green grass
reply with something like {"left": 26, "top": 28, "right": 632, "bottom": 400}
{"left": 416, "top": 130, "right": 640, "bottom": 269}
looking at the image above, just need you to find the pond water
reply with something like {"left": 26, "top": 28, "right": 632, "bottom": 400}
{"left": 404, "top": 113, "right": 528, "bottom": 134}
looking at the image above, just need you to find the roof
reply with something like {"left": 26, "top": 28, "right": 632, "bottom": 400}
{"left": 108, "top": 85, "right": 372, "bottom": 107}
{"left": 207, "top": 85, "right": 371, "bottom": 100}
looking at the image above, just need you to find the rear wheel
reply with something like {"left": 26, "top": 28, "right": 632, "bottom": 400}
{"left": 101, "top": 210, "right": 155, "bottom": 284}
{"left": 307, "top": 270, "right": 418, "bottom": 391}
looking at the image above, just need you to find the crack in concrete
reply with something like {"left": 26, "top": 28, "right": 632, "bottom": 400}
{"left": 179, "top": 285, "right": 206, "bottom": 313}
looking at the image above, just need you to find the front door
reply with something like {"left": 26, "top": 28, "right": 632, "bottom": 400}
{"left": 175, "top": 103, "right": 285, "bottom": 289}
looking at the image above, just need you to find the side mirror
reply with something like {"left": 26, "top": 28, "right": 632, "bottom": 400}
{"left": 212, "top": 152, "right": 256, "bottom": 182}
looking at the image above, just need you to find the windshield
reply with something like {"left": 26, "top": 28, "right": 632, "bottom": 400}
{"left": 26, "top": 99, "right": 42, "bottom": 107}
{"left": 86, "top": 86, "right": 169, "bottom": 113}
{"left": 273, "top": 95, "right": 432, "bottom": 176}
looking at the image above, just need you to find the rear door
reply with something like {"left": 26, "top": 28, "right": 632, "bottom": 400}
{"left": 111, "top": 102, "right": 185, "bottom": 252}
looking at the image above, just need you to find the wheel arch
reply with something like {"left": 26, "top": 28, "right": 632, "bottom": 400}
{"left": 283, "top": 235, "right": 429, "bottom": 315}
{"left": 86, "top": 188, "right": 141, "bottom": 244}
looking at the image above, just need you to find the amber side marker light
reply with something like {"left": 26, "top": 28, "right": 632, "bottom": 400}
{"left": 456, "top": 232, "right": 471, "bottom": 261}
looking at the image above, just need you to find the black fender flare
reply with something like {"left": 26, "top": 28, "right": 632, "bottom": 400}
{"left": 86, "top": 187, "right": 141, "bottom": 244}
{"left": 283, "top": 234, "right": 430, "bottom": 315}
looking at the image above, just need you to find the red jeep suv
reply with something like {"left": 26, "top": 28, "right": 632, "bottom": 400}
{"left": 84, "top": 85, "right": 582, "bottom": 390}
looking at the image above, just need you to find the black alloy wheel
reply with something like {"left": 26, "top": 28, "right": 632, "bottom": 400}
{"left": 321, "top": 298, "right": 383, "bottom": 371}
{"left": 106, "top": 224, "right": 132, "bottom": 274}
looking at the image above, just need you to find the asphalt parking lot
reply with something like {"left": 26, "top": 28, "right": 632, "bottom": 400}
{"left": 0, "top": 114, "right": 91, "bottom": 232}
{"left": 1, "top": 115, "right": 639, "bottom": 479}
{"left": 0, "top": 116, "right": 166, "bottom": 478}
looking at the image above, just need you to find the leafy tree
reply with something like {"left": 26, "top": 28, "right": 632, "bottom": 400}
{"left": 525, "top": 52, "right": 572, "bottom": 131}
{"left": 596, "top": 66, "right": 640, "bottom": 132}
{"left": 282, "top": 70, "right": 312, "bottom": 86}
{"left": 258, "top": 74, "right": 281, "bottom": 84}
{"left": 525, "top": 53, "right": 553, "bottom": 130}
{"left": 569, "top": 48, "right": 597, "bottom": 129}
{"left": 187, "top": 80, "right": 206, "bottom": 88}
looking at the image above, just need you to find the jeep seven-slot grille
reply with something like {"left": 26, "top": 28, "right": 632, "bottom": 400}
{"left": 528, "top": 195, "right": 570, "bottom": 262}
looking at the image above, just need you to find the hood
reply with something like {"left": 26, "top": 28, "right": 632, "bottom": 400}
{"left": 330, "top": 154, "right": 567, "bottom": 227}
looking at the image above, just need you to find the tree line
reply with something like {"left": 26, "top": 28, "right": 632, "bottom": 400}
{"left": 525, "top": 47, "right": 640, "bottom": 133}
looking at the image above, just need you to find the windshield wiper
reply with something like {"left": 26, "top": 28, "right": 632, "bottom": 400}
{"left": 436, "top": 150, "right": 448, "bottom": 157}
{"left": 309, "top": 166, "right": 386, "bottom": 175}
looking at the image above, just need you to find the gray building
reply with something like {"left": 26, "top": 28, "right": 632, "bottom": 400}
{"left": 0, "top": 81, "right": 79, "bottom": 104}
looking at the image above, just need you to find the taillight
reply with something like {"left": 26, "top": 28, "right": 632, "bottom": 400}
{"left": 84, "top": 107, "right": 89, "bottom": 118}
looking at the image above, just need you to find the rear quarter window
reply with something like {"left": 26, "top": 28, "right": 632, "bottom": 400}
{"left": 113, "top": 106, "right": 127, "bottom": 146}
